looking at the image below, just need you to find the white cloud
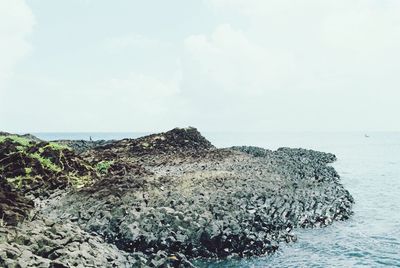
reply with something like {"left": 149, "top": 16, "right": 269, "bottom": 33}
{"left": 184, "top": 24, "right": 294, "bottom": 96}
{"left": 103, "top": 35, "right": 169, "bottom": 52}
{"left": 2, "top": 0, "right": 400, "bottom": 131}
{"left": 322, "top": 4, "right": 400, "bottom": 53}
{"left": 0, "top": 0, "right": 34, "bottom": 87}
{"left": 206, "top": 0, "right": 400, "bottom": 56}
{"left": 76, "top": 72, "right": 184, "bottom": 131}
{"left": 0, "top": 70, "right": 185, "bottom": 132}
{"left": 104, "top": 71, "right": 181, "bottom": 109}
{"left": 179, "top": 0, "right": 400, "bottom": 131}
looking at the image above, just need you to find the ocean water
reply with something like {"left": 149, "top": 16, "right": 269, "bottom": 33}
{"left": 34, "top": 132, "right": 400, "bottom": 267}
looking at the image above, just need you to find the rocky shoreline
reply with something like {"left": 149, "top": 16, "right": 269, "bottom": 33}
{"left": 0, "top": 128, "right": 354, "bottom": 267}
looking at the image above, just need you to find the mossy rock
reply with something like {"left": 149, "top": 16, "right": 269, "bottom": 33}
{"left": 0, "top": 135, "right": 98, "bottom": 196}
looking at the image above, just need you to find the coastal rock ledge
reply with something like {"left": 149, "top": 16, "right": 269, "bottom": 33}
{"left": 0, "top": 127, "right": 354, "bottom": 267}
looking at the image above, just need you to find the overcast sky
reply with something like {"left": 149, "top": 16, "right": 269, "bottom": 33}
{"left": 1, "top": 0, "right": 399, "bottom": 132}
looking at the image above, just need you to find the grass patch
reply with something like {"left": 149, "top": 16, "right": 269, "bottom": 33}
{"left": 31, "top": 153, "right": 62, "bottom": 173}
{"left": 96, "top": 160, "right": 114, "bottom": 174}
{"left": 47, "top": 142, "right": 71, "bottom": 151}
{"left": 7, "top": 176, "right": 26, "bottom": 189}
{"left": 38, "top": 142, "right": 71, "bottom": 154}
{"left": 1, "top": 135, "right": 94, "bottom": 190}
{"left": 68, "top": 174, "right": 92, "bottom": 189}
{"left": 0, "top": 135, "right": 32, "bottom": 147}
{"left": 24, "top": 167, "right": 32, "bottom": 175}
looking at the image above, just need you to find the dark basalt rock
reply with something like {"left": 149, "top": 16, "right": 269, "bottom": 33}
{"left": 0, "top": 132, "right": 42, "bottom": 142}
{"left": 42, "top": 131, "right": 353, "bottom": 263}
{"left": 0, "top": 137, "right": 97, "bottom": 197}
{"left": 0, "top": 218, "right": 137, "bottom": 267}
{"left": 79, "top": 127, "right": 215, "bottom": 178}
{"left": 88, "top": 127, "right": 214, "bottom": 158}
{"left": 0, "top": 175, "right": 34, "bottom": 226}
{"left": 0, "top": 128, "right": 354, "bottom": 267}
{"left": 0, "top": 216, "right": 196, "bottom": 267}
{"left": 54, "top": 140, "right": 114, "bottom": 154}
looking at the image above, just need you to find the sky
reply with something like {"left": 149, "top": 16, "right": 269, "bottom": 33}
{"left": 1, "top": 0, "right": 400, "bottom": 133}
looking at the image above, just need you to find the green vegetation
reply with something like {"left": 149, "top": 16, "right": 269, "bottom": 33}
{"left": 24, "top": 167, "right": 32, "bottom": 176}
{"left": 7, "top": 176, "right": 26, "bottom": 190}
{"left": 68, "top": 174, "right": 92, "bottom": 189}
{"left": 0, "top": 135, "right": 70, "bottom": 152}
{"left": 47, "top": 142, "right": 71, "bottom": 151}
{"left": 96, "top": 160, "right": 114, "bottom": 174}
{"left": 1, "top": 135, "right": 95, "bottom": 191}
{"left": 16, "top": 146, "right": 25, "bottom": 151}
{"left": 0, "top": 135, "right": 31, "bottom": 148}
{"left": 31, "top": 152, "right": 62, "bottom": 173}
{"left": 0, "top": 136, "right": 68, "bottom": 174}
{"left": 6, "top": 168, "right": 35, "bottom": 190}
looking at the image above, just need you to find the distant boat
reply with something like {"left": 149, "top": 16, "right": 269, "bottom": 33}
{"left": 364, "top": 134, "right": 370, "bottom": 138}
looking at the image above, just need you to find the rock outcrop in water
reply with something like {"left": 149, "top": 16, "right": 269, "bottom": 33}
{"left": 0, "top": 128, "right": 354, "bottom": 267}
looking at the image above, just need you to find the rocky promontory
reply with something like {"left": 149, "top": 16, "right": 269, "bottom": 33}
{"left": 0, "top": 128, "right": 354, "bottom": 267}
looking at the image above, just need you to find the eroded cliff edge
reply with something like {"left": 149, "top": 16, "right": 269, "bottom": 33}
{"left": 0, "top": 128, "right": 353, "bottom": 267}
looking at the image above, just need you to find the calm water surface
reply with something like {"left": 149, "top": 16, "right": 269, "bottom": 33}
{"left": 34, "top": 132, "right": 400, "bottom": 267}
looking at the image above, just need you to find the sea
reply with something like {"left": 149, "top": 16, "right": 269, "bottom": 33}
{"left": 33, "top": 131, "right": 400, "bottom": 268}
